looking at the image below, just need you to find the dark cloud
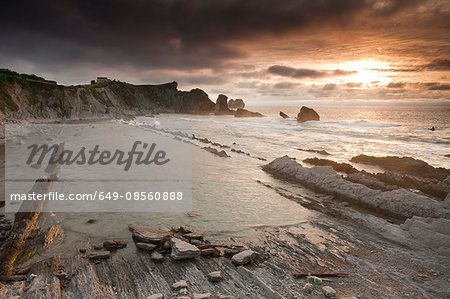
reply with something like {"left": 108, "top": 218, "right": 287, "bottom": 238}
{"left": 0, "top": 0, "right": 430, "bottom": 73}
{"left": 428, "top": 84, "right": 450, "bottom": 90}
{"left": 423, "top": 59, "right": 450, "bottom": 71}
{"left": 268, "top": 65, "right": 356, "bottom": 79}
{"left": 323, "top": 83, "right": 337, "bottom": 90}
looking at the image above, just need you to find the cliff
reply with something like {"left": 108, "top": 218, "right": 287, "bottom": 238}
{"left": 0, "top": 70, "right": 215, "bottom": 121}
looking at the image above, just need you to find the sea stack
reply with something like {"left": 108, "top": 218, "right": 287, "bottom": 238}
{"left": 228, "top": 98, "right": 245, "bottom": 109}
{"left": 215, "top": 94, "right": 234, "bottom": 115}
{"left": 296, "top": 106, "right": 320, "bottom": 122}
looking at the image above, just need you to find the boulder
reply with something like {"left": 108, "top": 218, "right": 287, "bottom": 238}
{"left": 296, "top": 106, "right": 320, "bottom": 122}
{"left": 170, "top": 238, "right": 200, "bottom": 260}
{"left": 228, "top": 99, "right": 245, "bottom": 109}
{"left": 279, "top": 111, "right": 290, "bottom": 119}
{"left": 234, "top": 108, "right": 264, "bottom": 117}
{"left": 129, "top": 225, "right": 173, "bottom": 244}
{"left": 215, "top": 94, "right": 234, "bottom": 115}
{"left": 231, "top": 249, "right": 258, "bottom": 265}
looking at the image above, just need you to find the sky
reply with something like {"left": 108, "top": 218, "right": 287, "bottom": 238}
{"left": 1, "top": 0, "right": 450, "bottom": 106}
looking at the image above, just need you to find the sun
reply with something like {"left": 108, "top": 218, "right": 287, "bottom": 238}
{"left": 343, "top": 60, "right": 392, "bottom": 84}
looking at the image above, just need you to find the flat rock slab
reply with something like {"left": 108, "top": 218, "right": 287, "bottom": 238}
{"left": 207, "top": 271, "right": 223, "bottom": 282}
{"left": 170, "top": 238, "right": 200, "bottom": 260}
{"left": 171, "top": 280, "right": 188, "bottom": 290}
{"left": 231, "top": 250, "right": 258, "bottom": 265}
{"left": 129, "top": 225, "right": 173, "bottom": 244}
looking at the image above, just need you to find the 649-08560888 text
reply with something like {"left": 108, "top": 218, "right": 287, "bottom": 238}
{"left": 9, "top": 191, "right": 184, "bottom": 201}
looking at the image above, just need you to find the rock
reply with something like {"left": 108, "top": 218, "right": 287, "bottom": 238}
{"left": 184, "top": 232, "right": 203, "bottom": 240}
{"left": 6, "top": 275, "right": 28, "bottom": 282}
{"left": 179, "top": 226, "right": 195, "bottom": 234}
{"left": 103, "top": 240, "right": 127, "bottom": 251}
{"left": 302, "top": 282, "right": 313, "bottom": 293}
{"left": 201, "top": 248, "right": 216, "bottom": 256}
{"left": 190, "top": 239, "right": 203, "bottom": 246}
{"left": 93, "top": 243, "right": 103, "bottom": 250}
{"left": 147, "top": 294, "right": 164, "bottom": 299}
{"left": 401, "top": 216, "right": 450, "bottom": 248}
{"left": 228, "top": 99, "right": 245, "bottom": 109}
{"left": 79, "top": 248, "right": 88, "bottom": 253}
{"left": 203, "top": 147, "right": 230, "bottom": 158}
{"left": 215, "top": 94, "right": 234, "bottom": 115}
{"left": 193, "top": 293, "right": 212, "bottom": 299}
{"left": 297, "top": 148, "right": 331, "bottom": 156}
{"left": 136, "top": 242, "right": 158, "bottom": 252}
{"left": 231, "top": 249, "right": 258, "bottom": 265}
{"left": 279, "top": 111, "right": 290, "bottom": 119}
{"left": 350, "top": 154, "right": 450, "bottom": 181}
{"left": 88, "top": 251, "right": 111, "bottom": 261}
{"left": 86, "top": 219, "right": 97, "bottom": 224}
{"left": 296, "top": 106, "right": 320, "bottom": 122}
{"left": 444, "top": 192, "right": 450, "bottom": 209}
{"left": 171, "top": 280, "right": 188, "bottom": 290}
{"left": 129, "top": 225, "right": 173, "bottom": 244}
{"left": 151, "top": 252, "right": 165, "bottom": 263}
{"left": 0, "top": 223, "right": 11, "bottom": 231}
{"left": 170, "top": 238, "right": 201, "bottom": 260}
{"left": 207, "top": 271, "right": 223, "bottom": 282}
{"left": 322, "top": 286, "right": 336, "bottom": 298}
{"left": 234, "top": 108, "right": 264, "bottom": 117}
{"left": 263, "top": 156, "right": 450, "bottom": 219}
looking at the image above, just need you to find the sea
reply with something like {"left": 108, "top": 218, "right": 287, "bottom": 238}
{"left": 5, "top": 106, "right": 450, "bottom": 241}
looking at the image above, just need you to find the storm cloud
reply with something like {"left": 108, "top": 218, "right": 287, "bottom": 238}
{"left": 268, "top": 65, "right": 356, "bottom": 79}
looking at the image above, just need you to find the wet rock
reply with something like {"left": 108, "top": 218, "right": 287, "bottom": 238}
{"left": 296, "top": 106, "right": 320, "bottom": 122}
{"left": 103, "top": 240, "right": 127, "bottom": 251}
{"left": 279, "top": 111, "right": 289, "bottom": 119}
{"left": 170, "top": 238, "right": 200, "bottom": 260}
{"left": 322, "top": 286, "right": 336, "bottom": 298}
{"left": 228, "top": 99, "right": 245, "bottom": 109}
{"left": 231, "top": 250, "right": 258, "bottom": 265}
{"left": 147, "top": 294, "right": 164, "bottom": 299}
{"left": 88, "top": 251, "right": 110, "bottom": 261}
{"left": 193, "top": 293, "right": 212, "bottom": 299}
{"left": 234, "top": 108, "right": 264, "bottom": 117}
{"left": 203, "top": 147, "right": 230, "bottom": 158}
{"left": 171, "top": 280, "right": 188, "bottom": 290}
{"left": 215, "top": 94, "right": 234, "bottom": 115}
{"left": 129, "top": 225, "right": 173, "bottom": 244}
{"left": 207, "top": 271, "right": 223, "bottom": 282}
{"left": 350, "top": 154, "right": 450, "bottom": 181}
{"left": 151, "top": 252, "right": 165, "bottom": 263}
{"left": 136, "top": 242, "right": 158, "bottom": 252}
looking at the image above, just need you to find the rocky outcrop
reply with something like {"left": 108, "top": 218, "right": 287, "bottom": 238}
{"left": 401, "top": 216, "right": 450, "bottom": 248}
{"left": 234, "top": 108, "right": 264, "bottom": 117}
{"left": 350, "top": 154, "right": 450, "bottom": 181}
{"left": 215, "top": 94, "right": 234, "bottom": 115}
{"left": 279, "top": 111, "right": 289, "bottom": 119}
{"left": 296, "top": 106, "right": 320, "bottom": 122}
{"left": 228, "top": 99, "right": 245, "bottom": 109}
{"left": 263, "top": 156, "right": 449, "bottom": 219}
{"left": 0, "top": 71, "right": 215, "bottom": 120}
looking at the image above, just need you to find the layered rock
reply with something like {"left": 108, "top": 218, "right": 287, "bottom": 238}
{"left": 234, "top": 108, "right": 264, "bottom": 117}
{"left": 231, "top": 249, "right": 258, "bottom": 265}
{"left": 170, "top": 237, "right": 200, "bottom": 260}
{"left": 263, "top": 156, "right": 449, "bottom": 219}
{"left": 228, "top": 98, "right": 245, "bottom": 109}
{"left": 129, "top": 225, "right": 173, "bottom": 244}
{"left": 214, "top": 94, "right": 234, "bottom": 115}
{"left": 296, "top": 106, "right": 320, "bottom": 122}
{"left": 401, "top": 216, "right": 450, "bottom": 248}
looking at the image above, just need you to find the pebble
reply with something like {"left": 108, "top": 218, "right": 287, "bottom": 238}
{"left": 171, "top": 280, "right": 188, "bottom": 290}
{"left": 302, "top": 282, "right": 313, "bottom": 293}
{"left": 151, "top": 252, "right": 165, "bottom": 263}
{"left": 207, "top": 271, "right": 223, "bottom": 282}
{"left": 322, "top": 286, "right": 336, "bottom": 298}
{"left": 193, "top": 293, "right": 212, "bottom": 299}
{"left": 231, "top": 250, "right": 258, "bottom": 265}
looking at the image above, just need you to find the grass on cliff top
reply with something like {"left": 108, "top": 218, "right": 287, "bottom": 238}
{"left": 0, "top": 78, "right": 19, "bottom": 112}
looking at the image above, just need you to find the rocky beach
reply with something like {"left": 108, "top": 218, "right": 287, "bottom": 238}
{"left": 0, "top": 71, "right": 450, "bottom": 298}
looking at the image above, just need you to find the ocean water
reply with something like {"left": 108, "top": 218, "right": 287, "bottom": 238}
{"left": 10, "top": 106, "right": 450, "bottom": 240}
